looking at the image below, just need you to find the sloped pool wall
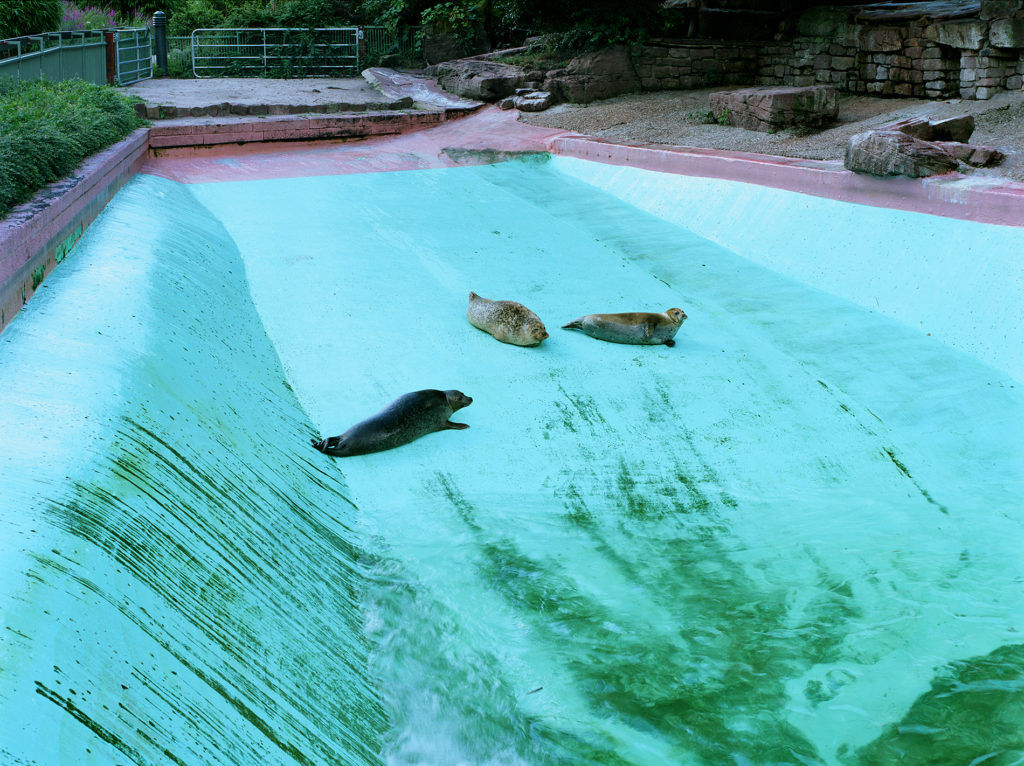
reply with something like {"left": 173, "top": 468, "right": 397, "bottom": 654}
{"left": 0, "top": 136, "right": 1022, "bottom": 766}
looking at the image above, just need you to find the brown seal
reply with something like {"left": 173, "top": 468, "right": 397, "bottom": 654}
{"left": 467, "top": 292, "right": 548, "bottom": 347}
{"left": 311, "top": 389, "right": 473, "bottom": 457}
{"left": 562, "top": 308, "right": 687, "bottom": 347}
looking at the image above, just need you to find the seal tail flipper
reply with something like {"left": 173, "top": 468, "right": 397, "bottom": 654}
{"left": 444, "top": 421, "right": 470, "bottom": 430}
{"left": 562, "top": 318, "right": 583, "bottom": 330}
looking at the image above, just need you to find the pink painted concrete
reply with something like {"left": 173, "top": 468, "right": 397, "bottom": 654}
{"left": 142, "top": 105, "right": 1024, "bottom": 228}
{"left": 5, "top": 104, "right": 1023, "bottom": 335}
{"left": 550, "top": 136, "right": 1024, "bottom": 228}
{"left": 147, "top": 111, "right": 447, "bottom": 150}
{"left": 141, "top": 107, "right": 573, "bottom": 184}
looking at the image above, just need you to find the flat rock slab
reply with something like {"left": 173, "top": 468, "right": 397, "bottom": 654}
{"left": 855, "top": 1, "right": 980, "bottom": 21}
{"left": 885, "top": 114, "right": 975, "bottom": 143}
{"left": 362, "top": 67, "right": 483, "bottom": 112}
{"left": 710, "top": 85, "right": 838, "bottom": 132}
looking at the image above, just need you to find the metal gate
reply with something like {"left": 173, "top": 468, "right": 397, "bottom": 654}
{"left": 190, "top": 28, "right": 360, "bottom": 78}
{"left": 114, "top": 27, "right": 153, "bottom": 85}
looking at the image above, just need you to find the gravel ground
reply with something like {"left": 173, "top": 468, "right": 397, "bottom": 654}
{"left": 520, "top": 86, "right": 1024, "bottom": 182}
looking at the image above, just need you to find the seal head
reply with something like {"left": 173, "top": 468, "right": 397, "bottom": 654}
{"left": 562, "top": 308, "right": 687, "bottom": 347}
{"left": 311, "top": 389, "right": 473, "bottom": 457}
{"left": 467, "top": 291, "right": 548, "bottom": 347}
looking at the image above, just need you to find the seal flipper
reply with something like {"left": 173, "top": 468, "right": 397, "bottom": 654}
{"left": 444, "top": 421, "right": 470, "bottom": 430}
{"left": 312, "top": 434, "right": 349, "bottom": 455}
{"left": 664, "top": 339, "right": 676, "bottom": 348}
{"left": 562, "top": 318, "right": 583, "bottom": 330}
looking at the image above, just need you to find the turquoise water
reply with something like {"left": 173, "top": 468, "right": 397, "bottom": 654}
{"left": 1, "top": 155, "right": 1023, "bottom": 765}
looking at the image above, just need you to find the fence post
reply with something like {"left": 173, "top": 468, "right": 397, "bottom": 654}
{"left": 104, "top": 30, "right": 117, "bottom": 84}
{"left": 153, "top": 11, "right": 168, "bottom": 76}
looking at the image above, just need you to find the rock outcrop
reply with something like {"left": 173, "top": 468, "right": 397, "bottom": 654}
{"left": 709, "top": 85, "right": 838, "bottom": 132}
{"left": 425, "top": 59, "right": 526, "bottom": 101}
{"left": 845, "top": 113, "right": 1005, "bottom": 177}
{"left": 844, "top": 130, "right": 960, "bottom": 177}
{"left": 543, "top": 46, "right": 641, "bottom": 104}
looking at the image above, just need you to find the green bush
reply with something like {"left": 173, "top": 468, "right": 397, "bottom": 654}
{"left": 167, "top": 0, "right": 225, "bottom": 36}
{"left": 0, "top": 0, "right": 62, "bottom": 38}
{"left": 0, "top": 78, "right": 146, "bottom": 220}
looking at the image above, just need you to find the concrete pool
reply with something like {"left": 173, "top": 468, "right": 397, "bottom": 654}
{"left": 1, "top": 113, "right": 1022, "bottom": 765}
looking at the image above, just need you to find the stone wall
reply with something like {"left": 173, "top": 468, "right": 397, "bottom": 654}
{"left": 633, "top": 40, "right": 760, "bottom": 91}
{"left": 631, "top": 0, "right": 1024, "bottom": 100}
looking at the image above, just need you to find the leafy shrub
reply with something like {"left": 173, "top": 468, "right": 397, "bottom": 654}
{"left": 0, "top": 77, "right": 146, "bottom": 220}
{"left": 167, "top": 0, "right": 224, "bottom": 35}
{"left": 419, "top": 0, "right": 482, "bottom": 56}
{"left": 60, "top": 1, "right": 117, "bottom": 30}
{"left": 0, "top": 0, "right": 63, "bottom": 38}
{"left": 489, "top": 0, "right": 667, "bottom": 49}
{"left": 117, "top": 5, "right": 152, "bottom": 27}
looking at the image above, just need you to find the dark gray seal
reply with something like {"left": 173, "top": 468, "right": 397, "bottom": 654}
{"left": 467, "top": 291, "right": 549, "bottom": 347}
{"left": 562, "top": 308, "right": 687, "bottom": 347}
{"left": 311, "top": 389, "right": 473, "bottom": 457}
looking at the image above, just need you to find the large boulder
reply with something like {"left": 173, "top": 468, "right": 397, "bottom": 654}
{"left": 844, "top": 130, "right": 959, "bottom": 177}
{"left": 710, "top": 85, "right": 838, "bottom": 132}
{"left": 425, "top": 59, "right": 526, "bottom": 101}
{"left": 543, "top": 45, "right": 641, "bottom": 104}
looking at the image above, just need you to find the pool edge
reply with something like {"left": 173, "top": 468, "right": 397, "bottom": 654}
{"left": 548, "top": 136, "right": 1024, "bottom": 229}
{"left": 3, "top": 108, "right": 1023, "bottom": 335}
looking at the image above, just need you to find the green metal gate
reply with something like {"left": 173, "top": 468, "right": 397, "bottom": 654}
{"left": 190, "top": 27, "right": 360, "bottom": 78}
{"left": 113, "top": 27, "right": 153, "bottom": 85}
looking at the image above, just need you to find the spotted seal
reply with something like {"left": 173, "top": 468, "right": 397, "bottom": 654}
{"left": 311, "top": 389, "right": 473, "bottom": 457}
{"left": 562, "top": 308, "right": 687, "bottom": 347}
{"left": 467, "top": 292, "right": 548, "bottom": 347}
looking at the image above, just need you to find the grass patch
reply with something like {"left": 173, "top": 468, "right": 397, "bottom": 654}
{"left": 0, "top": 77, "right": 147, "bottom": 220}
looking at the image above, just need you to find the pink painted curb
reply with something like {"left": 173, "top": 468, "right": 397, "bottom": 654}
{"left": 148, "top": 111, "right": 446, "bottom": 150}
{"left": 0, "top": 127, "right": 150, "bottom": 332}
{"left": 547, "top": 136, "right": 1024, "bottom": 228}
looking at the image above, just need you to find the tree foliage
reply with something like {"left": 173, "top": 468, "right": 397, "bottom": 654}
{"left": 0, "top": 0, "right": 62, "bottom": 38}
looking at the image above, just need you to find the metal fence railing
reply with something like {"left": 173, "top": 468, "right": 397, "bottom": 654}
{"left": 362, "top": 25, "right": 420, "bottom": 64}
{"left": 113, "top": 27, "right": 153, "bottom": 85}
{"left": 190, "top": 27, "right": 360, "bottom": 77}
{"left": 0, "top": 31, "right": 107, "bottom": 84}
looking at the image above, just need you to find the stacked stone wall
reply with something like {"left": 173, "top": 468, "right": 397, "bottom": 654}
{"left": 630, "top": 0, "right": 1024, "bottom": 101}
{"left": 633, "top": 41, "right": 759, "bottom": 91}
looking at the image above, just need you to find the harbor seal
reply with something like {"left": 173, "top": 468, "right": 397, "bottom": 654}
{"left": 562, "top": 308, "right": 687, "bottom": 347}
{"left": 311, "top": 389, "right": 473, "bottom": 457}
{"left": 467, "top": 292, "right": 548, "bottom": 347}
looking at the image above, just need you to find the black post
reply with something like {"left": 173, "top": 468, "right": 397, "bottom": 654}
{"left": 153, "top": 10, "right": 168, "bottom": 76}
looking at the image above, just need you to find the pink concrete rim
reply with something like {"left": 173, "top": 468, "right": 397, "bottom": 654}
{"left": 140, "top": 105, "right": 1024, "bottom": 228}
{"left": 546, "top": 135, "right": 1024, "bottom": 228}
